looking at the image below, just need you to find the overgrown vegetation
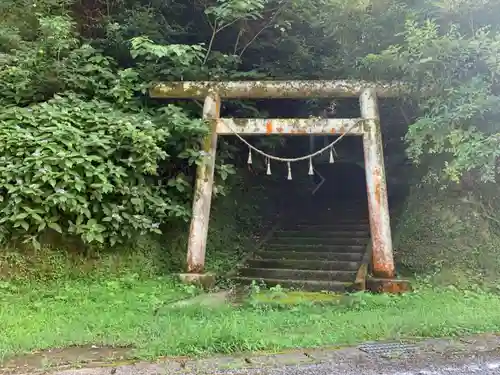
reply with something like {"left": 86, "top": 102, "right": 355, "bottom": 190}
{"left": 394, "top": 183, "right": 500, "bottom": 285}
{"left": 2, "top": 0, "right": 500, "bottom": 363}
{"left": 0, "top": 170, "right": 268, "bottom": 281}
{"left": 1, "top": 0, "right": 500, "bottom": 273}
{"left": 2, "top": 278, "right": 500, "bottom": 363}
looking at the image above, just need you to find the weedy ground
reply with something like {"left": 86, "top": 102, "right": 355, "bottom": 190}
{"left": 3, "top": 184, "right": 500, "bottom": 368}
{"left": 2, "top": 275, "right": 500, "bottom": 366}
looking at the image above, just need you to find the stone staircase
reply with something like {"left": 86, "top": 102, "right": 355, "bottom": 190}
{"left": 233, "top": 198, "right": 371, "bottom": 292}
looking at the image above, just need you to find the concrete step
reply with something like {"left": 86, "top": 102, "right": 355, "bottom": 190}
{"left": 301, "top": 215, "right": 368, "bottom": 220}
{"left": 283, "top": 223, "right": 370, "bottom": 231}
{"left": 239, "top": 268, "right": 357, "bottom": 282}
{"left": 281, "top": 217, "right": 370, "bottom": 228}
{"left": 248, "top": 259, "right": 360, "bottom": 271}
{"left": 289, "top": 212, "right": 368, "bottom": 219}
{"left": 290, "top": 212, "right": 368, "bottom": 218}
{"left": 291, "top": 203, "right": 367, "bottom": 208}
{"left": 255, "top": 251, "right": 364, "bottom": 261}
{"left": 236, "top": 200, "right": 372, "bottom": 293}
{"left": 232, "top": 277, "right": 351, "bottom": 292}
{"left": 274, "top": 230, "right": 369, "bottom": 238}
{"left": 265, "top": 244, "right": 366, "bottom": 252}
{"left": 269, "top": 237, "right": 368, "bottom": 246}
{"left": 284, "top": 210, "right": 368, "bottom": 215}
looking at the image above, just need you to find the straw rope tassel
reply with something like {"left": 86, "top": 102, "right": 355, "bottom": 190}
{"left": 308, "top": 157, "right": 314, "bottom": 176}
{"left": 329, "top": 146, "right": 335, "bottom": 163}
{"left": 247, "top": 148, "right": 252, "bottom": 164}
{"left": 266, "top": 158, "right": 272, "bottom": 175}
{"left": 287, "top": 162, "right": 292, "bottom": 180}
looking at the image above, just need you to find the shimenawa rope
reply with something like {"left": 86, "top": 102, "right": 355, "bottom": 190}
{"left": 221, "top": 118, "right": 363, "bottom": 178}
{"left": 224, "top": 119, "right": 362, "bottom": 163}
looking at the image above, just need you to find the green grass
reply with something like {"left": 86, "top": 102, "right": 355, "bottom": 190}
{"left": 2, "top": 277, "right": 500, "bottom": 364}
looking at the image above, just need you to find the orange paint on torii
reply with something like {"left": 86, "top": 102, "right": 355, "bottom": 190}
{"left": 266, "top": 120, "right": 273, "bottom": 135}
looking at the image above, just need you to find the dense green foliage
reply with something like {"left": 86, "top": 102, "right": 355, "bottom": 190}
{"left": 0, "top": 6, "right": 222, "bottom": 246}
{"left": 3, "top": 0, "right": 500, "bottom": 363}
{"left": 1, "top": 0, "right": 500, "bottom": 262}
{"left": 365, "top": 4, "right": 500, "bottom": 184}
{"left": 395, "top": 183, "right": 500, "bottom": 284}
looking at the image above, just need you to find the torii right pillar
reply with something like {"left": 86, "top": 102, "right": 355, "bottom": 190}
{"left": 360, "top": 88, "right": 410, "bottom": 293}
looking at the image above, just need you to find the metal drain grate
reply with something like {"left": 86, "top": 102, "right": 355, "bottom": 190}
{"left": 358, "top": 342, "right": 418, "bottom": 357}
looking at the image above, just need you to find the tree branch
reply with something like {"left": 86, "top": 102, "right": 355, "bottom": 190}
{"left": 203, "top": 1, "right": 290, "bottom": 64}
{"left": 399, "top": 104, "right": 412, "bottom": 126}
{"left": 233, "top": 27, "right": 244, "bottom": 55}
{"left": 203, "top": 16, "right": 252, "bottom": 64}
{"left": 203, "top": 20, "right": 218, "bottom": 65}
{"left": 238, "top": 1, "right": 290, "bottom": 58}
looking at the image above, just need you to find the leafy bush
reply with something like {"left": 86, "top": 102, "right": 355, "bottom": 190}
{"left": 0, "top": 95, "right": 180, "bottom": 246}
{"left": 364, "top": 12, "right": 500, "bottom": 184}
{"left": 394, "top": 184, "right": 500, "bottom": 286}
{"left": 0, "top": 14, "right": 217, "bottom": 247}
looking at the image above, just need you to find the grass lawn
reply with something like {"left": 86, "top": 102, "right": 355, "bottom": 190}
{"left": 2, "top": 276, "right": 500, "bottom": 365}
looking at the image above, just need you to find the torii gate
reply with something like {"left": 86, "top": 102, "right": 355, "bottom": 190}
{"left": 150, "top": 80, "right": 407, "bottom": 291}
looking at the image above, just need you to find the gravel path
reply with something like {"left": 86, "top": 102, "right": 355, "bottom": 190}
{"left": 38, "top": 352, "right": 500, "bottom": 375}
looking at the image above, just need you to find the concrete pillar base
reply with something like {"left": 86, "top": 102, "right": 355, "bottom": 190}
{"left": 178, "top": 273, "right": 216, "bottom": 290}
{"left": 366, "top": 277, "right": 412, "bottom": 294}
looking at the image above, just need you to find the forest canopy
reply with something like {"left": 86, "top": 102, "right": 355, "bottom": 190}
{"left": 1, "top": 0, "right": 500, "bottom": 247}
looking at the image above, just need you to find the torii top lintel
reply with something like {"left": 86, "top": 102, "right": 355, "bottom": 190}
{"left": 150, "top": 80, "right": 407, "bottom": 99}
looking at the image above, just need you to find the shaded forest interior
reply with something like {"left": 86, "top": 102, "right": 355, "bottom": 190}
{"left": 219, "top": 97, "right": 412, "bottom": 224}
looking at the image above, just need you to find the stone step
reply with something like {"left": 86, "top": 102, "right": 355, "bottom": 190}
{"left": 290, "top": 212, "right": 368, "bottom": 217}
{"left": 284, "top": 209, "right": 368, "bottom": 214}
{"left": 287, "top": 212, "right": 368, "bottom": 219}
{"left": 292, "top": 202, "right": 367, "bottom": 207}
{"left": 273, "top": 230, "right": 369, "bottom": 238}
{"left": 269, "top": 237, "right": 369, "bottom": 246}
{"left": 284, "top": 220, "right": 370, "bottom": 227}
{"left": 291, "top": 205, "right": 367, "bottom": 210}
{"left": 285, "top": 215, "right": 369, "bottom": 220}
{"left": 248, "top": 259, "right": 360, "bottom": 271}
{"left": 236, "top": 200, "right": 372, "bottom": 293}
{"left": 232, "top": 277, "right": 351, "bottom": 292}
{"left": 239, "top": 268, "right": 357, "bottom": 282}
{"left": 265, "top": 244, "right": 366, "bottom": 252}
{"left": 255, "top": 251, "right": 364, "bottom": 261}
{"left": 283, "top": 223, "right": 370, "bottom": 231}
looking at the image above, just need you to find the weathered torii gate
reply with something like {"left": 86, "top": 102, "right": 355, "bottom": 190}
{"left": 150, "top": 80, "right": 405, "bottom": 289}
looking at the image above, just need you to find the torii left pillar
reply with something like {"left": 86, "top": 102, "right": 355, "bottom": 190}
{"left": 178, "top": 92, "right": 220, "bottom": 289}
